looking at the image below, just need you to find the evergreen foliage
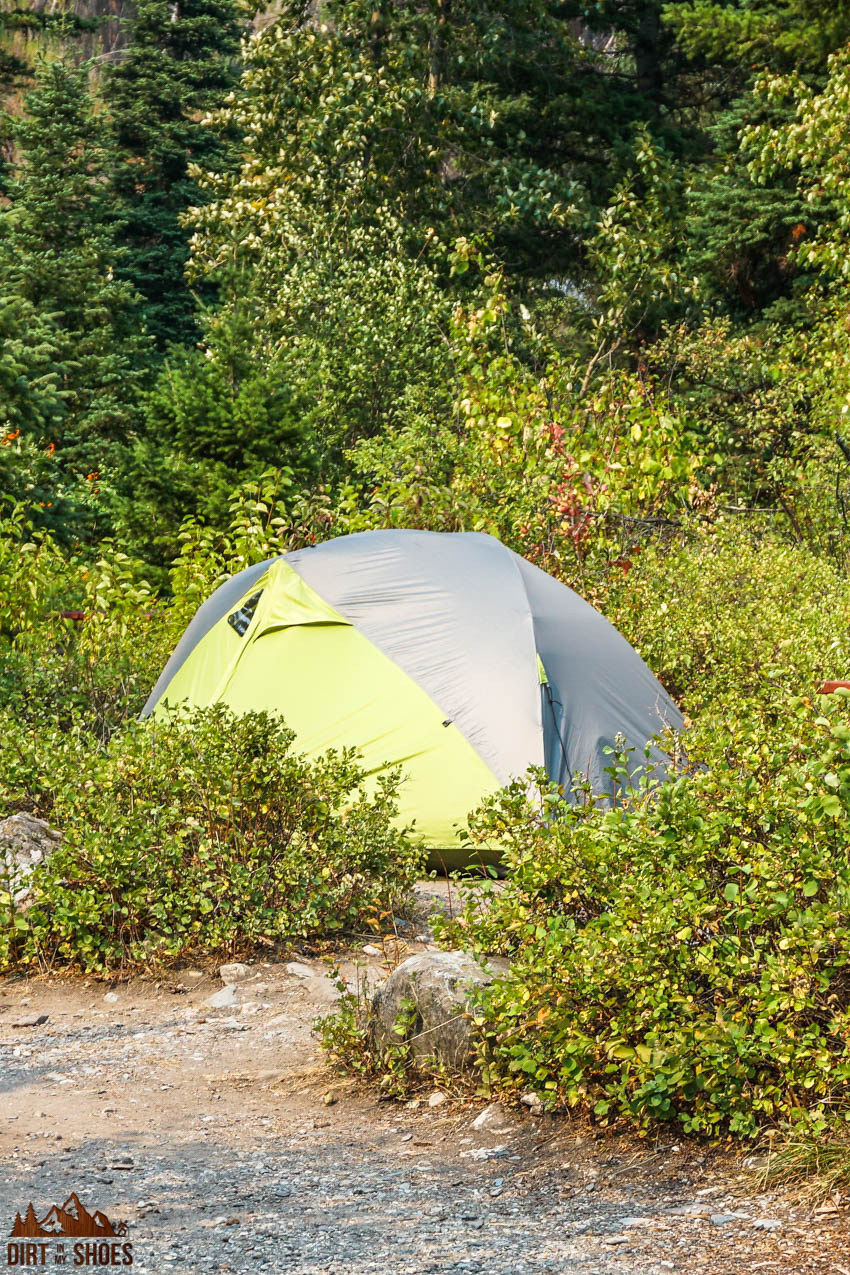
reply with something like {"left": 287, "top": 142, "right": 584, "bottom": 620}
{"left": 102, "top": 0, "right": 242, "bottom": 350}
{"left": 682, "top": 97, "right": 817, "bottom": 315}
{"left": 665, "top": 0, "right": 850, "bottom": 73}
{"left": 664, "top": 1, "right": 850, "bottom": 321}
{"left": 0, "top": 7, "right": 97, "bottom": 187}
{"left": 0, "top": 293, "right": 63, "bottom": 435}
{"left": 0, "top": 59, "right": 148, "bottom": 482}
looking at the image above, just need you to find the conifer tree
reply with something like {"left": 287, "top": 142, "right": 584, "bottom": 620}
{"left": 0, "top": 294, "right": 64, "bottom": 433}
{"left": 0, "top": 59, "right": 149, "bottom": 477}
{"left": 665, "top": 0, "right": 850, "bottom": 318}
{"left": 102, "top": 0, "right": 243, "bottom": 350}
{"left": 0, "top": 9, "right": 94, "bottom": 160}
{"left": 665, "top": 0, "right": 850, "bottom": 74}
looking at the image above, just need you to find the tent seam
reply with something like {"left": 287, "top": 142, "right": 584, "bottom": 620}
{"left": 504, "top": 546, "right": 547, "bottom": 773}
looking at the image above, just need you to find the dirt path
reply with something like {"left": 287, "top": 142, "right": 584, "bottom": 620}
{"left": 1, "top": 898, "right": 847, "bottom": 1274}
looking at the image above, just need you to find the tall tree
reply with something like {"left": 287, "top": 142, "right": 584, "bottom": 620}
{"left": 0, "top": 7, "right": 84, "bottom": 189}
{"left": 0, "top": 293, "right": 63, "bottom": 435}
{"left": 102, "top": 0, "right": 243, "bottom": 350}
{"left": 190, "top": 0, "right": 707, "bottom": 294}
{"left": 665, "top": 0, "right": 850, "bottom": 319}
{"left": 666, "top": 0, "right": 850, "bottom": 74}
{"left": 0, "top": 59, "right": 149, "bottom": 478}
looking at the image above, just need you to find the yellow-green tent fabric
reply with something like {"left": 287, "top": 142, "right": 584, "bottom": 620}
{"left": 143, "top": 530, "right": 682, "bottom": 855}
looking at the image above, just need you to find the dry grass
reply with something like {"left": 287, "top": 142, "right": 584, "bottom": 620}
{"left": 752, "top": 1126, "right": 850, "bottom": 1205}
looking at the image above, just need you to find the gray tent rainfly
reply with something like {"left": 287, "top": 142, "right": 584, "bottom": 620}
{"left": 143, "top": 530, "right": 683, "bottom": 861}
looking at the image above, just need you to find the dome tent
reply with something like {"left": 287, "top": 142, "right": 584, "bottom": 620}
{"left": 143, "top": 530, "right": 682, "bottom": 860}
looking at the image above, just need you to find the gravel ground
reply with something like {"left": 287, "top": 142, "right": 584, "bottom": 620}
{"left": 1, "top": 897, "right": 847, "bottom": 1274}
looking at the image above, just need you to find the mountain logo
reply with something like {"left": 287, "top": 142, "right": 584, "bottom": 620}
{"left": 9, "top": 1193, "right": 128, "bottom": 1239}
{"left": 6, "top": 1193, "right": 134, "bottom": 1267}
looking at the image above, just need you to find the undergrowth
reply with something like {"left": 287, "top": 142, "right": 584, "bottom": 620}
{"left": 0, "top": 705, "right": 425, "bottom": 973}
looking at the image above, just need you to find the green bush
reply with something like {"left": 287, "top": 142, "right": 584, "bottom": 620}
{"left": 436, "top": 701, "right": 850, "bottom": 1138}
{"left": 0, "top": 505, "right": 176, "bottom": 742}
{"left": 0, "top": 557, "right": 171, "bottom": 744}
{"left": 0, "top": 486, "right": 315, "bottom": 744}
{"left": 0, "top": 705, "right": 425, "bottom": 973}
{"left": 603, "top": 524, "right": 850, "bottom": 719}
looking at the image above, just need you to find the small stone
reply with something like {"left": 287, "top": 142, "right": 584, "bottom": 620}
{"left": 711, "top": 1212, "right": 748, "bottom": 1226}
{"left": 204, "top": 984, "right": 238, "bottom": 1009}
{"left": 103, "top": 992, "right": 119, "bottom": 1004}
{"left": 322, "top": 1092, "right": 337, "bottom": 1106}
{"left": 427, "top": 1091, "right": 447, "bottom": 1108}
{"left": 752, "top": 1218, "right": 781, "bottom": 1231}
{"left": 219, "top": 963, "right": 251, "bottom": 983}
{"left": 223, "top": 1217, "right": 240, "bottom": 1226}
{"left": 11, "top": 1014, "right": 48, "bottom": 1028}
{"left": 460, "top": 1145, "right": 508, "bottom": 1161}
{"left": 620, "top": 1217, "right": 653, "bottom": 1228}
{"left": 405, "top": 1098, "right": 421, "bottom": 1110}
{"left": 471, "top": 1104, "right": 506, "bottom": 1131}
{"left": 284, "top": 962, "right": 316, "bottom": 980}
{"left": 362, "top": 944, "right": 381, "bottom": 957}
{"left": 520, "top": 1091, "right": 544, "bottom": 1115}
{"left": 184, "top": 970, "right": 204, "bottom": 980}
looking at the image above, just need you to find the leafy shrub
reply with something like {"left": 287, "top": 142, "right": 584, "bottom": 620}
{"left": 435, "top": 700, "right": 850, "bottom": 1139}
{"left": 0, "top": 549, "right": 170, "bottom": 743}
{"left": 0, "top": 486, "right": 314, "bottom": 745}
{"left": 603, "top": 524, "right": 850, "bottom": 719}
{"left": 0, "top": 705, "right": 425, "bottom": 972}
{"left": 318, "top": 982, "right": 431, "bottom": 1097}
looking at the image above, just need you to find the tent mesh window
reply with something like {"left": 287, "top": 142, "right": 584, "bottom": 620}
{"left": 227, "top": 591, "right": 263, "bottom": 637}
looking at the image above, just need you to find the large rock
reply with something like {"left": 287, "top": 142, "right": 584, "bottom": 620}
{"left": 0, "top": 813, "right": 61, "bottom": 908}
{"left": 370, "top": 950, "right": 507, "bottom": 1072}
